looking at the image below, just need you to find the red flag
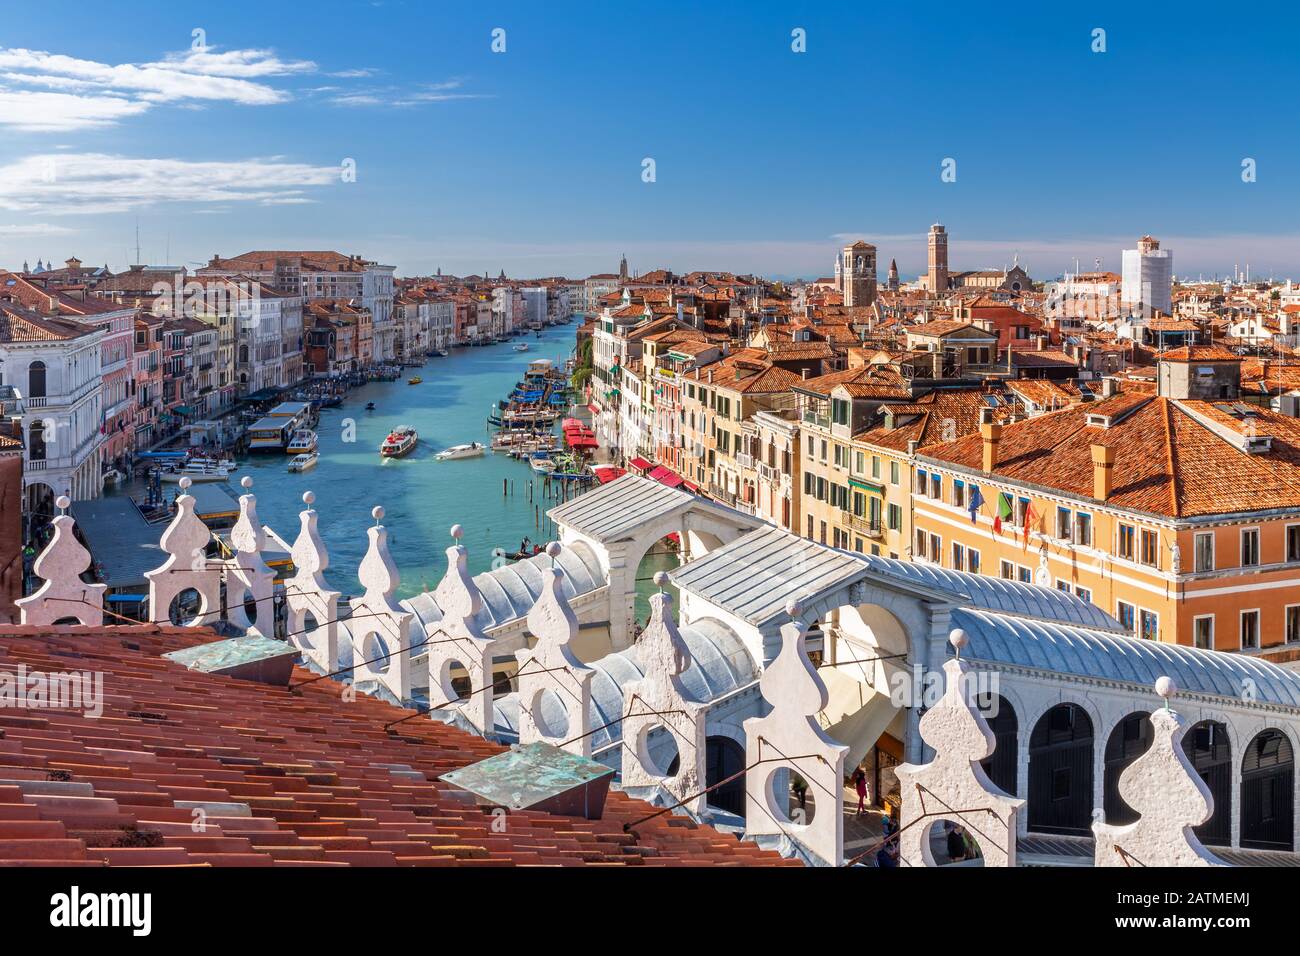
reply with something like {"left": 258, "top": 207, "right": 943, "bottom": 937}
{"left": 992, "top": 515, "right": 1002, "bottom": 536}
{"left": 1022, "top": 502, "right": 1038, "bottom": 550}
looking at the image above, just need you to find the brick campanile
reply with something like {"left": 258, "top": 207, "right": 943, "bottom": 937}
{"left": 928, "top": 223, "right": 949, "bottom": 293}
{"left": 840, "top": 241, "right": 877, "bottom": 307}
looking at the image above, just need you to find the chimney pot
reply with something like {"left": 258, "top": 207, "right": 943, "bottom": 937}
{"left": 1091, "top": 443, "right": 1116, "bottom": 501}
{"left": 980, "top": 419, "right": 1003, "bottom": 473}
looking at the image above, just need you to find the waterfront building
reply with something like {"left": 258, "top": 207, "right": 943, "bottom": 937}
{"left": 132, "top": 314, "right": 164, "bottom": 450}
{"left": 0, "top": 302, "right": 104, "bottom": 508}
{"left": 0, "top": 425, "right": 19, "bottom": 622}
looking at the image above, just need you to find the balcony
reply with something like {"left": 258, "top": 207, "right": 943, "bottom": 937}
{"left": 845, "top": 513, "right": 883, "bottom": 538}
{"left": 735, "top": 452, "right": 754, "bottom": 470}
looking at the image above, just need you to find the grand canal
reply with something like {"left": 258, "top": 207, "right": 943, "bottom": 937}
{"left": 123, "top": 326, "right": 587, "bottom": 600}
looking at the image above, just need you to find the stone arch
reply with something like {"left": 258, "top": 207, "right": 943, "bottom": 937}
{"left": 1240, "top": 727, "right": 1294, "bottom": 851}
{"left": 1027, "top": 702, "right": 1095, "bottom": 836}
{"left": 977, "top": 694, "right": 1018, "bottom": 798}
{"left": 1182, "top": 718, "right": 1232, "bottom": 847}
{"left": 27, "top": 360, "right": 46, "bottom": 398}
{"left": 1102, "top": 711, "right": 1154, "bottom": 826}
{"left": 704, "top": 733, "right": 746, "bottom": 817}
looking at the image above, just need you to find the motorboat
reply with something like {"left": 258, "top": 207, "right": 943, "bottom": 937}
{"left": 286, "top": 429, "right": 318, "bottom": 455}
{"left": 513, "top": 343, "right": 530, "bottom": 352}
{"left": 436, "top": 349, "right": 450, "bottom": 357}
{"left": 365, "top": 402, "right": 376, "bottom": 411}
{"left": 529, "top": 456, "right": 556, "bottom": 474}
{"left": 288, "top": 452, "right": 319, "bottom": 473}
{"left": 380, "top": 425, "right": 418, "bottom": 458}
{"left": 408, "top": 376, "right": 423, "bottom": 385}
{"left": 159, "top": 460, "right": 232, "bottom": 483}
{"left": 435, "top": 442, "right": 486, "bottom": 461}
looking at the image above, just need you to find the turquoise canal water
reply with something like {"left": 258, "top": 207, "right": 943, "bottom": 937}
{"left": 209, "top": 327, "right": 580, "bottom": 599}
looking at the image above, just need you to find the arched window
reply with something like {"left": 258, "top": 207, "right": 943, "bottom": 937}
{"left": 1182, "top": 720, "right": 1231, "bottom": 846}
{"left": 977, "top": 694, "right": 1018, "bottom": 797}
{"left": 1103, "top": 712, "right": 1153, "bottom": 825}
{"left": 1241, "top": 729, "right": 1294, "bottom": 851}
{"left": 1028, "top": 703, "right": 1094, "bottom": 835}
{"left": 28, "top": 420, "right": 46, "bottom": 461}
{"left": 28, "top": 360, "right": 46, "bottom": 398}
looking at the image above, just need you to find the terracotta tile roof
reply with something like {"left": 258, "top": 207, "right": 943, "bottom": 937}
{"left": 0, "top": 626, "right": 793, "bottom": 868}
{"left": 906, "top": 319, "right": 987, "bottom": 337}
{"left": 855, "top": 388, "right": 1012, "bottom": 452}
{"left": 687, "top": 350, "right": 801, "bottom": 394}
{"left": 796, "top": 364, "right": 909, "bottom": 400}
{"left": 0, "top": 304, "right": 95, "bottom": 343}
{"left": 1159, "top": 345, "right": 1243, "bottom": 362}
{"left": 919, "top": 393, "right": 1300, "bottom": 518}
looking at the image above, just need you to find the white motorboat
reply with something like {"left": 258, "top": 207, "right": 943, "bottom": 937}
{"left": 286, "top": 429, "right": 318, "bottom": 455}
{"left": 513, "top": 343, "right": 530, "bottom": 352}
{"left": 159, "top": 461, "right": 232, "bottom": 483}
{"left": 529, "top": 456, "right": 555, "bottom": 474}
{"left": 380, "top": 425, "right": 418, "bottom": 458}
{"left": 288, "top": 452, "right": 319, "bottom": 472}
{"left": 435, "top": 442, "right": 486, "bottom": 461}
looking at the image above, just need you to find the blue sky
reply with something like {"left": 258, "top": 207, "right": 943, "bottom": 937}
{"left": 1, "top": 0, "right": 1297, "bottom": 281}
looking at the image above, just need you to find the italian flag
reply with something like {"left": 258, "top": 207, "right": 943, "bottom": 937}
{"left": 993, "top": 492, "right": 1013, "bottom": 536}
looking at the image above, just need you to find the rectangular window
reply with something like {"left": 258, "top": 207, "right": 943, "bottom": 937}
{"left": 1288, "top": 606, "right": 1300, "bottom": 644}
{"left": 1074, "top": 512, "right": 1092, "bottom": 548}
{"left": 887, "top": 503, "right": 901, "bottom": 531}
{"left": 1139, "top": 529, "right": 1159, "bottom": 567}
{"left": 953, "top": 479, "right": 966, "bottom": 509}
{"left": 1000, "top": 560, "right": 1014, "bottom": 580}
{"left": 1194, "top": 532, "right": 1214, "bottom": 572}
{"left": 1074, "top": 586, "right": 1091, "bottom": 604}
{"left": 1056, "top": 580, "right": 1072, "bottom": 593}
{"left": 967, "top": 549, "right": 980, "bottom": 575}
{"left": 1241, "top": 609, "right": 1260, "bottom": 649}
{"left": 1116, "top": 601, "right": 1136, "bottom": 634}
{"left": 1015, "top": 497, "right": 1030, "bottom": 527}
{"left": 1056, "top": 506, "right": 1072, "bottom": 540}
{"left": 952, "top": 542, "right": 965, "bottom": 570}
{"left": 930, "top": 474, "right": 942, "bottom": 500}
{"left": 1017, "top": 566, "right": 1032, "bottom": 584}
{"left": 1118, "top": 524, "right": 1135, "bottom": 561}
{"left": 929, "top": 534, "right": 941, "bottom": 564}
{"left": 890, "top": 461, "right": 900, "bottom": 486}
{"left": 1241, "top": 528, "right": 1260, "bottom": 567}
{"left": 1139, "top": 609, "right": 1159, "bottom": 641}
{"left": 1288, "top": 525, "right": 1300, "bottom": 562}
{"left": 871, "top": 455, "right": 880, "bottom": 479}
{"left": 915, "top": 529, "right": 927, "bottom": 559}
{"left": 1193, "top": 616, "right": 1214, "bottom": 650}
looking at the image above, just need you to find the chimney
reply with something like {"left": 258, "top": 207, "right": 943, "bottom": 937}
{"left": 980, "top": 407, "right": 1002, "bottom": 473}
{"left": 707, "top": 369, "right": 714, "bottom": 384}
{"left": 801, "top": 368, "right": 810, "bottom": 380}
{"left": 1091, "top": 443, "right": 1115, "bottom": 501}
{"left": 906, "top": 439, "right": 919, "bottom": 456}
{"left": 1101, "top": 376, "right": 1118, "bottom": 398}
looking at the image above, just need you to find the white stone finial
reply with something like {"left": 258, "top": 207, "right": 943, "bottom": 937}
{"left": 241, "top": 475, "right": 253, "bottom": 489}
{"left": 1092, "top": 706, "right": 1226, "bottom": 867}
{"left": 622, "top": 584, "right": 706, "bottom": 811}
{"left": 894, "top": 656, "right": 1024, "bottom": 867}
{"left": 302, "top": 490, "right": 315, "bottom": 506}
{"left": 348, "top": 517, "right": 413, "bottom": 701}
{"left": 427, "top": 534, "right": 494, "bottom": 732}
{"left": 227, "top": 476, "right": 273, "bottom": 636}
{"left": 56, "top": 495, "right": 70, "bottom": 512}
{"left": 785, "top": 598, "right": 804, "bottom": 619}
{"left": 517, "top": 555, "right": 594, "bottom": 756}
{"left": 450, "top": 523, "right": 463, "bottom": 540}
{"left": 372, "top": 505, "right": 385, "bottom": 523}
{"left": 653, "top": 570, "right": 669, "bottom": 591}
{"left": 743, "top": 608, "right": 847, "bottom": 865}
{"left": 546, "top": 541, "right": 562, "bottom": 558}
{"left": 179, "top": 476, "right": 193, "bottom": 491}
{"left": 949, "top": 627, "right": 968, "bottom": 658}
{"left": 16, "top": 509, "right": 106, "bottom": 626}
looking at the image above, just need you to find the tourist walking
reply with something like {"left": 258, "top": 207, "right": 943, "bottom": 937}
{"left": 852, "top": 767, "right": 868, "bottom": 815}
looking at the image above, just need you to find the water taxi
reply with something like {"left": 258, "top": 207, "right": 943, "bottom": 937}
{"left": 287, "top": 452, "right": 319, "bottom": 473}
{"left": 407, "top": 376, "right": 423, "bottom": 385}
{"left": 286, "top": 429, "right": 318, "bottom": 455}
{"left": 159, "top": 460, "right": 233, "bottom": 483}
{"left": 435, "top": 442, "right": 486, "bottom": 461}
{"left": 380, "top": 425, "right": 418, "bottom": 458}
{"left": 513, "top": 342, "right": 530, "bottom": 352}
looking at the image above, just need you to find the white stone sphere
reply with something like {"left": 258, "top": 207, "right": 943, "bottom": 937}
{"left": 372, "top": 505, "right": 385, "bottom": 521}
{"left": 1155, "top": 675, "right": 1177, "bottom": 700}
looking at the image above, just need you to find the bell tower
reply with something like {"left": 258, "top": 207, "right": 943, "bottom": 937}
{"left": 928, "top": 223, "right": 949, "bottom": 293}
{"left": 840, "top": 241, "right": 877, "bottom": 307}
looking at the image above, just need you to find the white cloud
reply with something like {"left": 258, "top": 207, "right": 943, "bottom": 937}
{"left": 0, "top": 89, "right": 149, "bottom": 131}
{"left": 0, "top": 153, "right": 340, "bottom": 214}
{"left": 148, "top": 48, "right": 316, "bottom": 78}
{"left": 0, "top": 222, "right": 74, "bottom": 236}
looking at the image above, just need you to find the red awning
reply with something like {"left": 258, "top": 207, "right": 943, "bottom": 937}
{"left": 647, "top": 466, "right": 670, "bottom": 481}
{"left": 592, "top": 466, "right": 626, "bottom": 484}
{"left": 566, "top": 435, "right": 598, "bottom": 449}
{"left": 682, "top": 480, "right": 700, "bottom": 493}
{"left": 587, "top": 403, "right": 601, "bottom": 415}
{"left": 628, "top": 457, "right": 653, "bottom": 473}
{"left": 648, "top": 465, "right": 684, "bottom": 488}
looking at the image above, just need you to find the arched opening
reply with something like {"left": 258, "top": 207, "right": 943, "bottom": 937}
{"left": 1103, "top": 711, "right": 1154, "bottom": 825}
{"left": 27, "top": 421, "right": 46, "bottom": 462}
{"left": 977, "top": 694, "right": 1018, "bottom": 797}
{"left": 240, "top": 589, "right": 258, "bottom": 626}
{"left": 360, "top": 631, "right": 390, "bottom": 675}
{"left": 27, "top": 361, "right": 46, "bottom": 399}
{"left": 633, "top": 533, "right": 682, "bottom": 630}
{"left": 927, "top": 818, "right": 985, "bottom": 866}
{"left": 636, "top": 724, "right": 681, "bottom": 778}
{"left": 1028, "top": 703, "right": 1094, "bottom": 836}
{"left": 1181, "top": 720, "right": 1231, "bottom": 847}
{"left": 296, "top": 610, "right": 320, "bottom": 650}
{"left": 436, "top": 658, "right": 470, "bottom": 703}
{"left": 1241, "top": 729, "right": 1294, "bottom": 851}
{"left": 765, "top": 767, "right": 816, "bottom": 826}
{"left": 531, "top": 688, "right": 569, "bottom": 739}
{"left": 168, "top": 587, "right": 205, "bottom": 627}
{"left": 705, "top": 736, "right": 745, "bottom": 816}
{"left": 53, "top": 616, "right": 82, "bottom": 626}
